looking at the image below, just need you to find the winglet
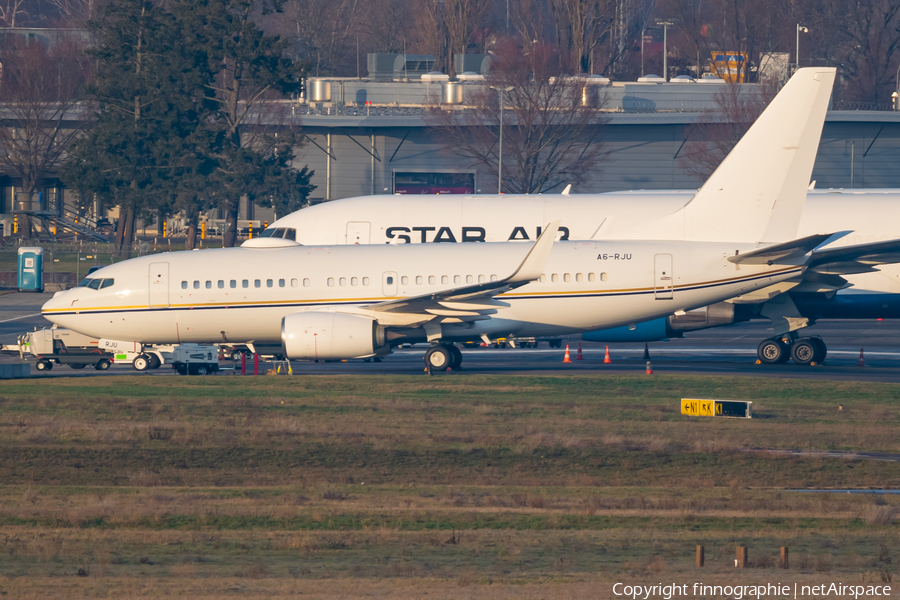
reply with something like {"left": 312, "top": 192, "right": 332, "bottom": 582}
{"left": 507, "top": 220, "right": 560, "bottom": 283}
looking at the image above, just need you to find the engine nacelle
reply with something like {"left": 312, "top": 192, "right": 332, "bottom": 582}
{"left": 667, "top": 302, "right": 736, "bottom": 332}
{"left": 581, "top": 303, "right": 738, "bottom": 343}
{"left": 281, "top": 312, "right": 384, "bottom": 360}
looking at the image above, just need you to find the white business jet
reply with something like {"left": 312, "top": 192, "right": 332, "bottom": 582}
{"left": 43, "top": 68, "right": 839, "bottom": 371}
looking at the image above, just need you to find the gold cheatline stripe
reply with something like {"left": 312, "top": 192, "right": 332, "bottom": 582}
{"left": 42, "top": 266, "right": 797, "bottom": 314}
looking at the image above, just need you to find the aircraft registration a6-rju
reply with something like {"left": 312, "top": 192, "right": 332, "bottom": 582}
{"left": 44, "top": 68, "right": 842, "bottom": 371}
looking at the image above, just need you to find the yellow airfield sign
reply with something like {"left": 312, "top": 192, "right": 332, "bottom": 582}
{"left": 681, "top": 398, "right": 752, "bottom": 418}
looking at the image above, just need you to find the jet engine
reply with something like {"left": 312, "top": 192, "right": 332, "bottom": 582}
{"left": 281, "top": 312, "right": 385, "bottom": 360}
{"left": 582, "top": 302, "right": 739, "bottom": 343}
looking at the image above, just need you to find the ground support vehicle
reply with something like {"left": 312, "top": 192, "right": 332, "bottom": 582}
{"left": 99, "top": 339, "right": 172, "bottom": 371}
{"left": 225, "top": 343, "right": 285, "bottom": 361}
{"left": 509, "top": 337, "right": 564, "bottom": 349}
{"left": 11, "top": 328, "right": 113, "bottom": 371}
{"left": 461, "top": 337, "right": 563, "bottom": 349}
{"left": 170, "top": 345, "right": 220, "bottom": 375}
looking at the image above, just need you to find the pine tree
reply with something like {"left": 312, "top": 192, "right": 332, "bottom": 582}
{"left": 173, "top": 0, "right": 313, "bottom": 247}
{"left": 61, "top": 0, "right": 205, "bottom": 256}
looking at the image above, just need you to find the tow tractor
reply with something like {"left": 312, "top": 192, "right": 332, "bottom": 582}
{"left": 8, "top": 328, "right": 113, "bottom": 371}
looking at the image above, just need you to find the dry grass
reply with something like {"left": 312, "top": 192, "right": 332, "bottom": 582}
{"left": 0, "top": 374, "right": 899, "bottom": 597}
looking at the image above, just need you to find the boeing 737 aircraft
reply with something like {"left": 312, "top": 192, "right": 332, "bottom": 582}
{"left": 43, "top": 68, "right": 857, "bottom": 370}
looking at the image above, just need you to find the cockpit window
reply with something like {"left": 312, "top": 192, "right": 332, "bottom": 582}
{"left": 259, "top": 227, "right": 296, "bottom": 240}
{"left": 79, "top": 278, "right": 114, "bottom": 290}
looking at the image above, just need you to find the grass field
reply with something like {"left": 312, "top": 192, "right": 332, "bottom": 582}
{"left": 0, "top": 374, "right": 898, "bottom": 598}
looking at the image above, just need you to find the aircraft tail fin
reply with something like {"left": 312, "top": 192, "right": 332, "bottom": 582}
{"left": 616, "top": 67, "right": 836, "bottom": 243}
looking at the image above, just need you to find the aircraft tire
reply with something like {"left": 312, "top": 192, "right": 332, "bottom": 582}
{"left": 425, "top": 345, "right": 451, "bottom": 370}
{"left": 811, "top": 337, "right": 827, "bottom": 363}
{"left": 133, "top": 355, "right": 150, "bottom": 371}
{"left": 757, "top": 338, "right": 788, "bottom": 364}
{"left": 148, "top": 354, "right": 162, "bottom": 369}
{"left": 447, "top": 345, "right": 463, "bottom": 370}
{"left": 790, "top": 339, "right": 817, "bottom": 366}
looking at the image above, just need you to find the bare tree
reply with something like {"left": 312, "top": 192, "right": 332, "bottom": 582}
{"left": 0, "top": 0, "right": 35, "bottom": 27}
{"left": 678, "top": 79, "right": 777, "bottom": 180}
{"left": 413, "top": 0, "right": 493, "bottom": 77}
{"left": 0, "top": 32, "right": 91, "bottom": 235}
{"left": 510, "top": 0, "right": 552, "bottom": 51}
{"left": 549, "top": 0, "right": 618, "bottom": 74}
{"left": 43, "top": 0, "right": 100, "bottom": 26}
{"left": 363, "top": 0, "right": 412, "bottom": 55}
{"left": 275, "top": 0, "right": 365, "bottom": 76}
{"left": 803, "top": 0, "right": 900, "bottom": 104}
{"left": 427, "top": 39, "right": 608, "bottom": 194}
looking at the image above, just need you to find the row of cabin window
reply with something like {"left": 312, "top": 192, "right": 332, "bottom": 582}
{"left": 181, "top": 272, "right": 609, "bottom": 291}
{"left": 385, "top": 275, "right": 499, "bottom": 286}
{"left": 540, "top": 272, "right": 607, "bottom": 283}
{"left": 383, "top": 273, "right": 605, "bottom": 286}
{"left": 183, "top": 278, "right": 311, "bottom": 289}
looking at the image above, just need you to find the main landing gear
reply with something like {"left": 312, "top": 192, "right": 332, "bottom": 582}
{"left": 424, "top": 343, "right": 463, "bottom": 371}
{"left": 757, "top": 335, "right": 826, "bottom": 366}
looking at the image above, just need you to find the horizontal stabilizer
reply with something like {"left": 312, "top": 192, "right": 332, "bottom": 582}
{"left": 728, "top": 232, "right": 846, "bottom": 265}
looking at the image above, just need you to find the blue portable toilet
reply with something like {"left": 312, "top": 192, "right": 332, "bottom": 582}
{"left": 17, "top": 247, "right": 44, "bottom": 292}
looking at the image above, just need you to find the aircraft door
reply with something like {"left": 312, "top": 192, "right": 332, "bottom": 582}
{"left": 347, "top": 221, "right": 371, "bottom": 244}
{"left": 148, "top": 263, "right": 170, "bottom": 308}
{"left": 654, "top": 254, "right": 673, "bottom": 300}
{"left": 382, "top": 271, "right": 398, "bottom": 297}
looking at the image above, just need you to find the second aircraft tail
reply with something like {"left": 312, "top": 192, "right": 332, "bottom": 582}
{"left": 616, "top": 67, "right": 836, "bottom": 244}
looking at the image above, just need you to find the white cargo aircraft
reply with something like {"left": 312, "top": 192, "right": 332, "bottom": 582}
{"left": 44, "top": 68, "right": 857, "bottom": 370}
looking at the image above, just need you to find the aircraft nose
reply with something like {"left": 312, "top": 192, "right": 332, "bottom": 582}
{"left": 41, "top": 289, "right": 75, "bottom": 320}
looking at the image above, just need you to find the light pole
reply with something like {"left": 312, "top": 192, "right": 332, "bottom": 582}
{"left": 795, "top": 24, "right": 808, "bottom": 74}
{"left": 490, "top": 85, "right": 514, "bottom": 194}
{"left": 640, "top": 28, "right": 650, "bottom": 77}
{"left": 656, "top": 20, "right": 674, "bottom": 81}
{"left": 895, "top": 63, "right": 900, "bottom": 110}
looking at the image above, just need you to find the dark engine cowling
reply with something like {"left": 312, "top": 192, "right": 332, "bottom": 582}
{"left": 582, "top": 303, "right": 738, "bottom": 343}
{"left": 281, "top": 312, "right": 385, "bottom": 360}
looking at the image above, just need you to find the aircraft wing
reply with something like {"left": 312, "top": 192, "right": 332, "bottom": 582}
{"left": 728, "top": 237, "right": 900, "bottom": 302}
{"left": 365, "top": 221, "right": 560, "bottom": 317}
{"left": 805, "top": 238, "right": 900, "bottom": 275}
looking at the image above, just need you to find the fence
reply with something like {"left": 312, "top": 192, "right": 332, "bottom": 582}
{"left": 0, "top": 240, "right": 178, "bottom": 289}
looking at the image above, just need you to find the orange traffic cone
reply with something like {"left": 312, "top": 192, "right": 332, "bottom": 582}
{"left": 858, "top": 348, "right": 865, "bottom": 367}
{"left": 576, "top": 343, "right": 584, "bottom": 360}
{"left": 645, "top": 360, "right": 653, "bottom": 375}
{"left": 563, "top": 345, "right": 572, "bottom": 363}
{"left": 603, "top": 346, "right": 611, "bottom": 364}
